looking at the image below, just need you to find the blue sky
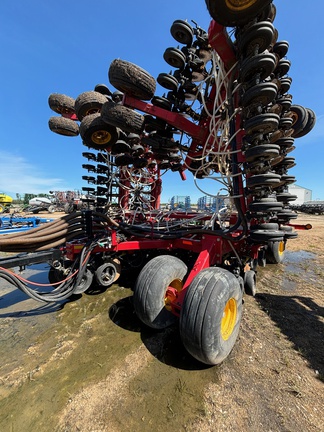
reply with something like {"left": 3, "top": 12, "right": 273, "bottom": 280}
{"left": 0, "top": 0, "right": 323, "bottom": 203}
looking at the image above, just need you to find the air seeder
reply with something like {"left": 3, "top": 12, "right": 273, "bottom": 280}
{"left": 0, "top": 0, "right": 315, "bottom": 365}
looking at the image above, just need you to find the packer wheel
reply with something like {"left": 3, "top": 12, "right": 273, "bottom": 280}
{"left": 180, "top": 267, "right": 243, "bottom": 365}
{"left": 133, "top": 255, "right": 187, "bottom": 329}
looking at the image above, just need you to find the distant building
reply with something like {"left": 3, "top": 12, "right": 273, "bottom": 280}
{"left": 170, "top": 196, "right": 191, "bottom": 210}
{"left": 288, "top": 184, "right": 312, "bottom": 205}
{"left": 197, "top": 195, "right": 227, "bottom": 212}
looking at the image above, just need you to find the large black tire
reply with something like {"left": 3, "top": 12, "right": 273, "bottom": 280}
{"left": 133, "top": 255, "right": 188, "bottom": 329}
{"left": 48, "top": 116, "right": 79, "bottom": 137}
{"left": 289, "top": 105, "right": 308, "bottom": 137}
{"left": 293, "top": 108, "right": 316, "bottom": 138}
{"left": 180, "top": 267, "right": 243, "bottom": 365}
{"left": 48, "top": 93, "right": 75, "bottom": 115}
{"left": 101, "top": 101, "right": 145, "bottom": 134}
{"left": 80, "top": 113, "right": 119, "bottom": 150}
{"left": 266, "top": 240, "right": 286, "bottom": 263}
{"left": 75, "top": 91, "right": 108, "bottom": 121}
{"left": 205, "top": 0, "right": 272, "bottom": 27}
{"left": 108, "top": 59, "right": 156, "bottom": 101}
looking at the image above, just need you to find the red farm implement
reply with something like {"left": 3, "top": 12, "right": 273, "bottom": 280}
{"left": 0, "top": 0, "right": 315, "bottom": 365}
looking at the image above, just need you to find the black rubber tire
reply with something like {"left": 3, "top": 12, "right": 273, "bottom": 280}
{"left": 80, "top": 113, "right": 119, "bottom": 150}
{"left": 82, "top": 175, "right": 96, "bottom": 183}
{"left": 115, "top": 153, "right": 134, "bottom": 166}
{"left": 249, "top": 230, "right": 284, "bottom": 242}
{"left": 244, "top": 113, "right": 280, "bottom": 135}
{"left": 279, "top": 116, "right": 293, "bottom": 130}
{"left": 275, "top": 137, "right": 295, "bottom": 148}
{"left": 293, "top": 108, "right": 316, "bottom": 138}
{"left": 111, "top": 140, "right": 131, "bottom": 155}
{"left": 274, "top": 59, "right": 291, "bottom": 77}
{"left": 276, "top": 94, "right": 293, "bottom": 112}
{"left": 241, "top": 82, "right": 278, "bottom": 108}
{"left": 239, "top": 52, "right": 277, "bottom": 83}
{"left": 279, "top": 77, "right": 292, "bottom": 95}
{"left": 95, "top": 259, "right": 121, "bottom": 287}
{"left": 48, "top": 93, "right": 76, "bottom": 115}
{"left": 247, "top": 173, "right": 281, "bottom": 188}
{"left": 244, "top": 144, "right": 280, "bottom": 162}
{"left": 258, "top": 3, "right": 276, "bottom": 22}
{"left": 279, "top": 175, "right": 296, "bottom": 186}
{"left": 170, "top": 20, "right": 194, "bottom": 45}
{"left": 163, "top": 47, "right": 186, "bottom": 69}
{"left": 144, "top": 116, "right": 167, "bottom": 133}
{"left": 48, "top": 116, "right": 79, "bottom": 137}
{"left": 94, "top": 83, "right": 112, "bottom": 96}
{"left": 238, "top": 21, "right": 275, "bottom": 55}
{"left": 108, "top": 59, "right": 156, "bottom": 101}
{"left": 244, "top": 270, "right": 256, "bottom": 296}
{"left": 101, "top": 101, "right": 145, "bottom": 134}
{"left": 266, "top": 240, "right": 285, "bottom": 264}
{"left": 276, "top": 192, "right": 298, "bottom": 203}
{"left": 133, "top": 255, "right": 188, "bottom": 329}
{"left": 275, "top": 156, "right": 296, "bottom": 169}
{"left": 179, "top": 267, "right": 243, "bottom": 365}
{"left": 82, "top": 152, "right": 97, "bottom": 161}
{"left": 74, "top": 269, "right": 94, "bottom": 294}
{"left": 82, "top": 164, "right": 96, "bottom": 172}
{"left": 205, "top": 0, "right": 271, "bottom": 27}
{"left": 157, "top": 73, "right": 178, "bottom": 91}
{"left": 250, "top": 222, "right": 279, "bottom": 231}
{"left": 151, "top": 96, "right": 173, "bottom": 111}
{"left": 272, "top": 40, "right": 289, "bottom": 59}
{"left": 248, "top": 199, "right": 283, "bottom": 213}
{"left": 289, "top": 105, "right": 308, "bottom": 137}
{"left": 75, "top": 91, "right": 108, "bottom": 121}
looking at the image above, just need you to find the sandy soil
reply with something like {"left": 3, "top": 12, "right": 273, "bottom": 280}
{"left": 0, "top": 213, "right": 323, "bottom": 432}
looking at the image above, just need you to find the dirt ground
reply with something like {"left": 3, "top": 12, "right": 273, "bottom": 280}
{"left": 0, "top": 213, "right": 323, "bottom": 432}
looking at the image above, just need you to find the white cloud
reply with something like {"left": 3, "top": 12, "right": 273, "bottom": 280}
{"left": 0, "top": 151, "right": 67, "bottom": 196}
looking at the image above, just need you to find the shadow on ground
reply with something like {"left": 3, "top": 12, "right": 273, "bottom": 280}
{"left": 256, "top": 293, "right": 324, "bottom": 378}
{"left": 108, "top": 295, "right": 211, "bottom": 371}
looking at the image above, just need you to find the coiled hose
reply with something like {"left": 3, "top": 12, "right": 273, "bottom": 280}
{"left": 0, "top": 212, "right": 110, "bottom": 252}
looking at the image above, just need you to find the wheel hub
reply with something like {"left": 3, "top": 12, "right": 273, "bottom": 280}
{"left": 221, "top": 298, "right": 237, "bottom": 340}
{"left": 225, "top": 0, "right": 258, "bottom": 11}
{"left": 164, "top": 278, "right": 183, "bottom": 311}
{"left": 92, "top": 130, "right": 111, "bottom": 145}
{"left": 278, "top": 241, "right": 285, "bottom": 255}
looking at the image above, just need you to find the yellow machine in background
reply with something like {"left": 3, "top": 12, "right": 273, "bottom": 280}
{"left": 0, "top": 193, "right": 13, "bottom": 213}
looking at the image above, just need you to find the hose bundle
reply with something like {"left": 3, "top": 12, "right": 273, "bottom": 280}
{"left": 0, "top": 212, "right": 111, "bottom": 253}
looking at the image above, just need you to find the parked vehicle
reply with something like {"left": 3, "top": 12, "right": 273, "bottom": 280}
{"left": 0, "top": 193, "right": 13, "bottom": 213}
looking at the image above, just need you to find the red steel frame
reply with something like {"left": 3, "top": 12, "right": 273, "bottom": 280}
{"left": 64, "top": 20, "right": 310, "bottom": 315}
{"left": 64, "top": 20, "right": 257, "bottom": 315}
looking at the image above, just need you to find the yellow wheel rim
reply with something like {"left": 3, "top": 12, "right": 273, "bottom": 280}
{"left": 221, "top": 298, "right": 237, "bottom": 341}
{"left": 278, "top": 241, "right": 285, "bottom": 255}
{"left": 164, "top": 279, "right": 183, "bottom": 311}
{"left": 92, "top": 130, "right": 111, "bottom": 145}
{"left": 225, "top": 0, "right": 258, "bottom": 11}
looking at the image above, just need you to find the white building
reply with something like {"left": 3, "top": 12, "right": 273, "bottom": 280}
{"left": 288, "top": 184, "right": 312, "bottom": 204}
